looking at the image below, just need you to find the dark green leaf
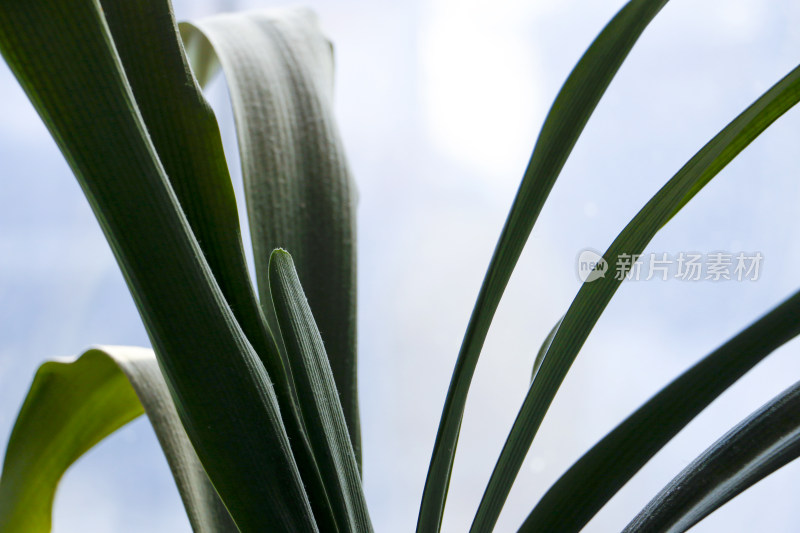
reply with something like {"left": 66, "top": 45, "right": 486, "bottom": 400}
{"left": 472, "top": 63, "right": 800, "bottom": 531}
{"left": 98, "top": 0, "right": 290, "bottom": 426}
{"left": 270, "top": 250, "right": 372, "bottom": 533}
{"left": 519, "top": 290, "right": 800, "bottom": 532}
{"left": 419, "top": 1, "right": 669, "bottom": 529}
{"left": 624, "top": 378, "right": 800, "bottom": 533}
{"left": 0, "top": 3, "right": 316, "bottom": 530}
{"left": 181, "top": 10, "right": 361, "bottom": 471}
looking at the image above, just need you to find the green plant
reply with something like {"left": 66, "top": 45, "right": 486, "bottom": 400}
{"left": 0, "top": 0, "right": 798, "bottom": 532}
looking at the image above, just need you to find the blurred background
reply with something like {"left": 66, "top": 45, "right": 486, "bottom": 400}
{"left": 1, "top": 0, "right": 799, "bottom": 531}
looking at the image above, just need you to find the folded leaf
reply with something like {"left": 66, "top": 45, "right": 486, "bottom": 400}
{"left": 270, "top": 250, "right": 372, "bottom": 533}
{"left": 0, "top": 347, "right": 236, "bottom": 533}
{"left": 181, "top": 9, "right": 361, "bottom": 470}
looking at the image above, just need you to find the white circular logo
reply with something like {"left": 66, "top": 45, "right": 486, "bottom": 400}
{"left": 577, "top": 249, "right": 608, "bottom": 283}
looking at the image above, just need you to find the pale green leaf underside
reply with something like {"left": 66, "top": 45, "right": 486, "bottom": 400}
{"left": 0, "top": 347, "right": 236, "bottom": 533}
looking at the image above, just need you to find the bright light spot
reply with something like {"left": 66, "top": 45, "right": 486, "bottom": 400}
{"left": 419, "top": 0, "right": 551, "bottom": 178}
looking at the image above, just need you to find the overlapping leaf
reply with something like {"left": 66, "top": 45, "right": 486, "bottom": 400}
{"left": 0, "top": 2, "right": 317, "bottom": 530}
{"left": 181, "top": 10, "right": 361, "bottom": 469}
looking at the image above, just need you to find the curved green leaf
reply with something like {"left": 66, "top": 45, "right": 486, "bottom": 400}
{"left": 98, "top": 0, "right": 289, "bottom": 423}
{"left": 473, "top": 63, "right": 800, "bottom": 531}
{"left": 270, "top": 250, "right": 372, "bottom": 533}
{"left": 417, "top": 2, "right": 669, "bottom": 528}
{"left": 180, "top": 9, "right": 361, "bottom": 471}
{"left": 98, "top": 12, "right": 326, "bottom": 515}
{"left": 0, "top": 3, "right": 316, "bottom": 530}
{"left": 624, "top": 379, "right": 800, "bottom": 533}
{"left": 0, "top": 347, "right": 236, "bottom": 533}
{"left": 519, "top": 290, "right": 800, "bottom": 532}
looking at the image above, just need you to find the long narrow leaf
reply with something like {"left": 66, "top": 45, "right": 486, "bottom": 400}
{"left": 0, "top": 3, "right": 316, "bottom": 530}
{"left": 176, "top": 9, "right": 346, "bottom": 526}
{"left": 98, "top": 0, "right": 290, "bottom": 422}
{"left": 519, "top": 290, "right": 800, "bottom": 532}
{"left": 417, "top": 2, "right": 668, "bottom": 528}
{"left": 270, "top": 250, "right": 373, "bottom": 533}
{"left": 472, "top": 64, "right": 800, "bottom": 531}
{"left": 0, "top": 347, "right": 236, "bottom": 533}
{"left": 624, "top": 379, "right": 800, "bottom": 533}
{"left": 98, "top": 9, "right": 328, "bottom": 516}
{"left": 181, "top": 10, "right": 362, "bottom": 470}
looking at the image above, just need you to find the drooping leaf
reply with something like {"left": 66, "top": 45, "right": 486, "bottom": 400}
{"left": 472, "top": 63, "right": 800, "bottom": 531}
{"left": 0, "top": 347, "right": 236, "bottom": 533}
{"left": 624, "top": 378, "right": 800, "bottom": 533}
{"left": 181, "top": 9, "right": 361, "bottom": 470}
{"left": 0, "top": 3, "right": 316, "bottom": 530}
{"left": 417, "top": 2, "right": 669, "bottom": 528}
{"left": 270, "top": 250, "right": 372, "bottom": 533}
{"left": 518, "top": 290, "right": 800, "bottom": 532}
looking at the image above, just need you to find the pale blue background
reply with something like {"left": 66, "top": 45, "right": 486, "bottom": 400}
{"left": 0, "top": 0, "right": 799, "bottom": 531}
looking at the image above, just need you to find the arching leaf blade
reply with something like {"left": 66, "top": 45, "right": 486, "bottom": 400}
{"left": 472, "top": 63, "right": 800, "bottom": 532}
{"left": 418, "top": 2, "right": 669, "bottom": 528}
{"left": 624, "top": 379, "right": 800, "bottom": 533}
{"left": 519, "top": 290, "right": 800, "bottom": 532}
